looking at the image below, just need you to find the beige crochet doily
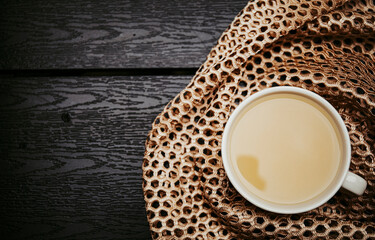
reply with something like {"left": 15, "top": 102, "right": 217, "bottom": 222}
{"left": 143, "top": 0, "right": 375, "bottom": 239}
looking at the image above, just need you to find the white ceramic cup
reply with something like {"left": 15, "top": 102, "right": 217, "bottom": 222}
{"left": 222, "top": 86, "right": 367, "bottom": 214}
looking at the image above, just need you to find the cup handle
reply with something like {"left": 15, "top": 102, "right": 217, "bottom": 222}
{"left": 342, "top": 171, "right": 367, "bottom": 195}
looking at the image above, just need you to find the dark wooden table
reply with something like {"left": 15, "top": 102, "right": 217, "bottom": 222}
{"left": 0, "top": 1, "right": 246, "bottom": 239}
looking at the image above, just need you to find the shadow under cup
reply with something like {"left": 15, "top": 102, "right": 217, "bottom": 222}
{"left": 222, "top": 87, "right": 351, "bottom": 214}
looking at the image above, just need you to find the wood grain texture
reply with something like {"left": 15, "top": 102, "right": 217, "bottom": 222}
{"left": 0, "top": 0, "right": 246, "bottom": 70}
{"left": 0, "top": 75, "right": 192, "bottom": 239}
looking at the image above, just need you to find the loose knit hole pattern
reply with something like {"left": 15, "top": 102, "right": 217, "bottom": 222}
{"left": 143, "top": 0, "right": 375, "bottom": 239}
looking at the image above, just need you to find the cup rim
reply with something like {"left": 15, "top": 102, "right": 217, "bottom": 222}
{"left": 222, "top": 86, "right": 351, "bottom": 214}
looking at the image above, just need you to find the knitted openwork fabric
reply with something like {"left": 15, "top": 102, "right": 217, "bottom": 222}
{"left": 143, "top": 0, "right": 375, "bottom": 238}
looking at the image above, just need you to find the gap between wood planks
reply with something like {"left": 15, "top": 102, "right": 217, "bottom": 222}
{"left": 0, "top": 68, "right": 197, "bottom": 77}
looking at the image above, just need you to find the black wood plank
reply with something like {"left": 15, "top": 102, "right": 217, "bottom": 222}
{"left": 0, "top": 75, "right": 191, "bottom": 239}
{"left": 0, "top": 0, "right": 246, "bottom": 70}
